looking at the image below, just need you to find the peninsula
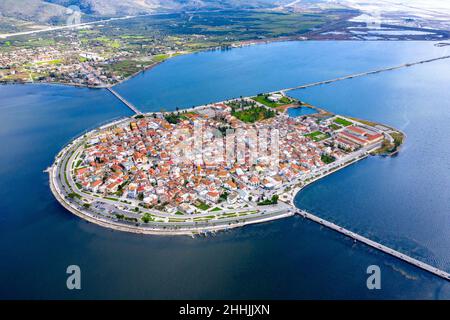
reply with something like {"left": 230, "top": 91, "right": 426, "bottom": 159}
{"left": 49, "top": 92, "right": 403, "bottom": 235}
{"left": 49, "top": 91, "right": 450, "bottom": 282}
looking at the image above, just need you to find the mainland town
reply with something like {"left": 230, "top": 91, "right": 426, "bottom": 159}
{"left": 0, "top": 30, "right": 188, "bottom": 87}
{"left": 49, "top": 92, "right": 403, "bottom": 235}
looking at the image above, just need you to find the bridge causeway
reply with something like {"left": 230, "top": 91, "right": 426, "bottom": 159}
{"left": 274, "top": 55, "right": 450, "bottom": 94}
{"left": 105, "top": 55, "right": 450, "bottom": 116}
{"left": 296, "top": 209, "right": 450, "bottom": 282}
{"left": 107, "top": 87, "right": 143, "bottom": 115}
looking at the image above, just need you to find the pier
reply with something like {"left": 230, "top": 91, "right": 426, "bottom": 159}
{"left": 296, "top": 209, "right": 450, "bottom": 282}
{"left": 274, "top": 55, "right": 450, "bottom": 94}
{"left": 107, "top": 87, "right": 143, "bottom": 115}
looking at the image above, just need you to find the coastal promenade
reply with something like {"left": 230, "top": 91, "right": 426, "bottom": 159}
{"left": 295, "top": 209, "right": 450, "bottom": 282}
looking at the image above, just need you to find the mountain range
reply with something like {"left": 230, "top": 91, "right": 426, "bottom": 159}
{"left": 1, "top": 0, "right": 450, "bottom": 33}
{"left": 0, "top": 0, "right": 286, "bottom": 23}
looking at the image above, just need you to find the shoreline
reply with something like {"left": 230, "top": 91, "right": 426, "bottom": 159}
{"left": 289, "top": 151, "right": 370, "bottom": 208}
{"left": 49, "top": 160, "right": 294, "bottom": 236}
{"left": 3, "top": 38, "right": 443, "bottom": 90}
{"left": 1, "top": 37, "right": 290, "bottom": 89}
{"left": 50, "top": 165, "right": 292, "bottom": 236}
{"left": 110, "top": 60, "right": 164, "bottom": 88}
{"left": 0, "top": 57, "right": 168, "bottom": 90}
{"left": 36, "top": 39, "right": 406, "bottom": 237}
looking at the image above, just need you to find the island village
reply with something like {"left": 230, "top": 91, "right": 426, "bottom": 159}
{"left": 50, "top": 92, "right": 402, "bottom": 235}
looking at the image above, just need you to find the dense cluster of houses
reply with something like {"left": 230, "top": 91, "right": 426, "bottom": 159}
{"left": 0, "top": 27, "right": 202, "bottom": 87}
{"left": 0, "top": 43, "right": 123, "bottom": 86}
{"left": 73, "top": 103, "right": 385, "bottom": 213}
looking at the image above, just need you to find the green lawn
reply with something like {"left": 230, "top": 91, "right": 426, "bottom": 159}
{"left": 329, "top": 123, "right": 341, "bottom": 131}
{"left": 195, "top": 201, "right": 211, "bottom": 211}
{"left": 232, "top": 106, "right": 276, "bottom": 123}
{"left": 252, "top": 94, "right": 294, "bottom": 108}
{"left": 193, "top": 215, "right": 215, "bottom": 221}
{"left": 68, "top": 192, "right": 81, "bottom": 199}
{"left": 164, "top": 113, "right": 184, "bottom": 124}
{"left": 105, "top": 59, "right": 154, "bottom": 78}
{"left": 152, "top": 54, "right": 170, "bottom": 62}
{"left": 35, "top": 59, "right": 62, "bottom": 65}
{"left": 119, "top": 35, "right": 146, "bottom": 39}
{"left": 75, "top": 160, "right": 83, "bottom": 168}
{"left": 93, "top": 37, "right": 121, "bottom": 48}
{"left": 78, "top": 30, "right": 96, "bottom": 35}
{"left": 141, "top": 213, "right": 154, "bottom": 223}
{"left": 305, "top": 131, "right": 330, "bottom": 142}
{"left": 321, "top": 154, "right": 336, "bottom": 164}
{"left": 218, "top": 214, "right": 237, "bottom": 219}
{"left": 334, "top": 117, "right": 353, "bottom": 127}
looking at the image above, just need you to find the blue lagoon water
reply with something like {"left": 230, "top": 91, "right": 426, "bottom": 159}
{"left": 287, "top": 106, "right": 317, "bottom": 117}
{"left": 1, "top": 41, "right": 449, "bottom": 299}
{"left": 115, "top": 41, "right": 448, "bottom": 112}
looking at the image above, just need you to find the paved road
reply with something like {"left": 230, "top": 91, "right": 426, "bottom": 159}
{"left": 0, "top": 8, "right": 246, "bottom": 39}
{"left": 0, "top": 14, "right": 155, "bottom": 39}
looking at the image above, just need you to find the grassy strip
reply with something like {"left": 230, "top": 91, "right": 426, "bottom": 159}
{"left": 321, "top": 154, "right": 336, "bottom": 164}
{"left": 194, "top": 201, "right": 211, "bottom": 211}
{"left": 334, "top": 117, "right": 353, "bottom": 126}
{"left": 252, "top": 94, "right": 294, "bottom": 108}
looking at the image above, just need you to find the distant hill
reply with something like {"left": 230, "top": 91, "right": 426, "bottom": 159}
{"left": 0, "top": 0, "right": 286, "bottom": 32}
{"left": 43, "top": 0, "right": 281, "bottom": 16}
{"left": 1, "top": 0, "right": 449, "bottom": 39}
{"left": 0, "top": 0, "right": 67, "bottom": 24}
{"left": 0, "top": 0, "right": 285, "bottom": 27}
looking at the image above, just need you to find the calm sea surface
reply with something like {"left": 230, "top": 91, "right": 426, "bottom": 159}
{"left": 0, "top": 41, "right": 449, "bottom": 299}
